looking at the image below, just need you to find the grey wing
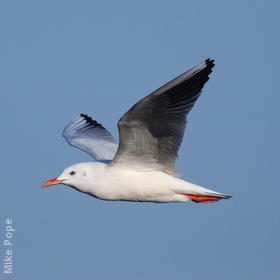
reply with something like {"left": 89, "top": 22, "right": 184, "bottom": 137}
{"left": 62, "top": 114, "right": 118, "bottom": 161}
{"left": 112, "top": 59, "right": 215, "bottom": 175}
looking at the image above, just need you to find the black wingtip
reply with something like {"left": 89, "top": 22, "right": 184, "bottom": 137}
{"left": 80, "top": 113, "right": 105, "bottom": 129}
{"left": 205, "top": 58, "right": 215, "bottom": 70}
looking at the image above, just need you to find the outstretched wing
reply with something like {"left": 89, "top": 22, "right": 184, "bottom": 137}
{"left": 112, "top": 59, "right": 215, "bottom": 175}
{"left": 62, "top": 114, "right": 118, "bottom": 161}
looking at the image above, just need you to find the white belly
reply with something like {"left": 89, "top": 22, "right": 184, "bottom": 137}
{"left": 91, "top": 166, "right": 189, "bottom": 202}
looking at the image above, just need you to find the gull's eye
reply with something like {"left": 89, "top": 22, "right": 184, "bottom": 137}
{"left": 69, "top": 171, "right": 76, "bottom": 176}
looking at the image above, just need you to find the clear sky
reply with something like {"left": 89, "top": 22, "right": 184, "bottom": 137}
{"left": 1, "top": 0, "right": 279, "bottom": 279}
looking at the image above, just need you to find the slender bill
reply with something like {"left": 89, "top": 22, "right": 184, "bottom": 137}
{"left": 42, "top": 178, "right": 64, "bottom": 188}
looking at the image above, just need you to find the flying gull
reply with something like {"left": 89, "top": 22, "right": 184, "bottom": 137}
{"left": 42, "top": 59, "right": 231, "bottom": 203}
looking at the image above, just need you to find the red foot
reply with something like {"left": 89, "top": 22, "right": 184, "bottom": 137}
{"left": 186, "top": 194, "right": 220, "bottom": 203}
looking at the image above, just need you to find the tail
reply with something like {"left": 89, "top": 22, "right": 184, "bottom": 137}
{"left": 176, "top": 182, "right": 232, "bottom": 203}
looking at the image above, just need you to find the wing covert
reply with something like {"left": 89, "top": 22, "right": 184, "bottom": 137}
{"left": 112, "top": 59, "right": 215, "bottom": 175}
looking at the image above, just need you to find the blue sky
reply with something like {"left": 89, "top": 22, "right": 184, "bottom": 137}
{"left": 1, "top": 0, "right": 279, "bottom": 279}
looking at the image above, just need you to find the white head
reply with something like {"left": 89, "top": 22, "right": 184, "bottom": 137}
{"left": 42, "top": 162, "right": 101, "bottom": 193}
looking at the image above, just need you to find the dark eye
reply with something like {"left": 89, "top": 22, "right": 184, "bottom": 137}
{"left": 69, "top": 171, "right": 76, "bottom": 176}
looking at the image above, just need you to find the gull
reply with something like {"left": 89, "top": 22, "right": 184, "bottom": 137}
{"left": 42, "top": 59, "right": 231, "bottom": 203}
